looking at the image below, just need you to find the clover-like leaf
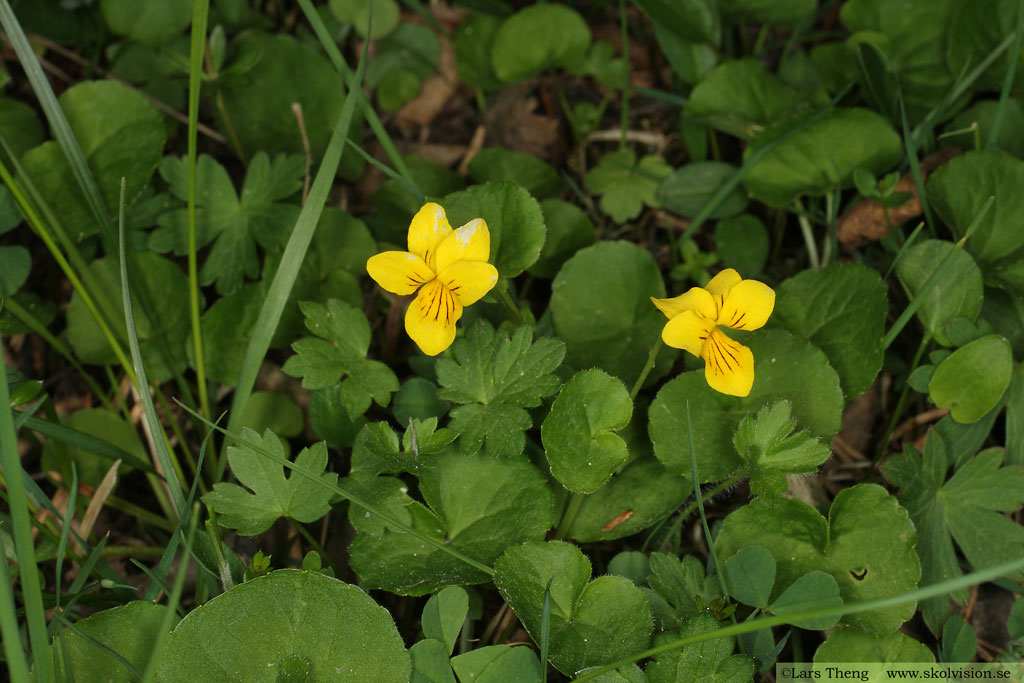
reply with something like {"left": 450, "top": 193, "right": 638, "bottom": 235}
{"left": 202, "top": 428, "right": 337, "bottom": 535}
{"left": 584, "top": 150, "right": 673, "bottom": 223}
{"left": 883, "top": 433, "right": 1024, "bottom": 633}
{"left": 282, "top": 299, "right": 398, "bottom": 420}
{"left": 151, "top": 152, "right": 305, "bottom": 295}
{"left": 436, "top": 321, "right": 565, "bottom": 457}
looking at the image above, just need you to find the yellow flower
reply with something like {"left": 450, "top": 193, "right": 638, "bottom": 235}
{"left": 366, "top": 202, "right": 498, "bottom": 356}
{"left": 651, "top": 268, "right": 775, "bottom": 397}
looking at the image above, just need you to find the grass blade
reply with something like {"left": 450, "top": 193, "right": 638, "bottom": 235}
{"left": 686, "top": 401, "right": 731, "bottom": 606}
{"left": 987, "top": 0, "right": 1024, "bottom": 148}
{"left": 0, "top": 338, "right": 54, "bottom": 682}
{"left": 223, "top": 29, "right": 372, "bottom": 469}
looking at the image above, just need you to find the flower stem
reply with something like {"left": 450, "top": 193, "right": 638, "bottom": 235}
{"left": 629, "top": 337, "right": 663, "bottom": 400}
{"left": 794, "top": 198, "right": 821, "bottom": 269}
{"left": 495, "top": 284, "right": 525, "bottom": 326}
{"left": 553, "top": 492, "right": 585, "bottom": 540}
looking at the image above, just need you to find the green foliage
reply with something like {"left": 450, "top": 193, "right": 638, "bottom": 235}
{"left": 157, "top": 570, "right": 411, "bottom": 681}
{"left": 100, "top": 0, "right": 193, "bottom": 45}
{"left": 202, "top": 428, "right": 337, "bottom": 535}
{"left": 650, "top": 329, "right": 842, "bottom": 482}
{"left": 772, "top": 263, "right": 888, "bottom": 398}
{"left": 928, "top": 335, "right": 1012, "bottom": 424}
{"left": 542, "top": 369, "right": 632, "bottom": 493}
{"left": 330, "top": 0, "right": 400, "bottom": 38}
{"left": 55, "top": 601, "right": 171, "bottom": 682}
{"left": 814, "top": 626, "right": 935, "bottom": 663}
{"left": 282, "top": 299, "right": 398, "bottom": 419}
{"left": 884, "top": 433, "right": 1024, "bottom": 633}
{"left": 494, "top": 541, "right": 653, "bottom": 675}
{"left": 685, "top": 59, "right": 802, "bottom": 139}
{"left": 436, "top": 321, "right": 564, "bottom": 457}
{"left": 584, "top": 149, "right": 673, "bottom": 223}
{"left": 151, "top": 152, "right": 303, "bottom": 295}
{"left": 645, "top": 612, "right": 755, "bottom": 682}
{"left": 657, "top": 161, "right": 748, "bottom": 219}
{"left": 491, "top": 4, "right": 590, "bottom": 82}
{"left": 528, "top": 199, "right": 596, "bottom": 278}
{"left": 717, "top": 484, "right": 920, "bottom": 634}
{"left": 467, "top": 147, "right": 566, "bottom": 199}
{"left": 895, "top": 240, "right": 984, "bottom": 347}
{"left": 714, "top": 215, "right": 769, "bottom": 275}
{"left": 0, "top": 245, "right": 29, "bottom": 296}
{"left": 733, "top": 400, "right": 831, "bottom": 498}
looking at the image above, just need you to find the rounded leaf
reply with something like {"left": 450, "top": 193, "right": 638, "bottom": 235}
{"left": 157, "top": 570, "right": 410, "bottom": 681}
{"left": 929, "top": 335, "right": 1013, "bottom": 424}
{"left": 895, "top": 239, "right": 983, "bottom": 347}
{"left": 491, "top": 5, "right": 591, "bottom": 82}
{"left": 657, "top": 161, "right": 748, "bottom": 219}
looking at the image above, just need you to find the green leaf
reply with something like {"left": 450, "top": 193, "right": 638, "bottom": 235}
{"left": 718, "top": 0, "right": 816, "bottom": 26}
{"left": 1008, "top": 367, "right": 1024, "bottom": 467}
{"left": 584, "top": 150, "right": 673, "bottom": 223}
{"left": 282, "top": 299, "right": 398, "bottom": 419}
{"left": 645, "top": 612, "right": 755, "bottom": 683}
{"left": 55, "top": 602, "right": 172, "bottom": 683}
{"left": 450, "top": 645, "right": 542, "bottom": 683}
{"left": 422, "top": 586, "right": 469, "bottom": 656}
{"left": 551, "top": 240, "right": 675, "bottom": 385}
{"left": 541, "top": 369, "right": 632, "bottom": 494}
{"left": 714, "top": 215, "right": 769, "bottom": 275}
{"left": 371, "top": 155, "right": 464, "bottom": 244}
{"left": 814, "top": 626, "right": 935, "bottom": 663}
{"left": 684, "top": 59, "right": 801, "bottom": 139}
{"left": 928, "top": 150, "right": 1024, "bottom": 267}
{"left": 348, "top": 452, "right": 552, "bottom": 595}
{"left": 392, "top": 377, "right": 449, "bottom": 424}
{"left": 202, "top": 428, "right": 337, "bottom": 535}
{"left": 21, "top": 80, "right": 166, "bottom": 241}
{"left": 734, "top": 401, "right": 831, "bottom": 498}
{"left": 743, "top": 107, "right": 902, "bottom": 207}
{"left": 657, "top": 162, "right": 748, "bottom": 219}
{"left": 716, "top": 484, "right": 921, "bottom": 634}
{"left": 941, "top": 615, "right": 977, "bottom": 663}
{"left": 151, "top": 152, "right": 304, "bottom": 295}
{"left": 650, "top": 328, "right": 843, "bottom": 482}
{"left": 100, "top": 0, "right": 192, "bottom": 44}
{"left": 366, "top": 22, "right": 440, "bottom": 87}
{"left": 772, "top": 263, "right": 888, "bottom": 398}
{"left": 441, "top": 181, "right": 545, "bottom": 277}
{"left": 944, "top": 99, "right": 1024, "bottom": 160}
{"left": 329, "top": 0, "right": 400, "bottom": 38}
{"left": 410, "top": 638, "right": 457, "bottom": 683}
{"left": 436, "top": 321, "right": 564, "bottom": 457}
{"left": 65, "top": 253, "right": 191, "bottom": 382}
{"left": 642, "top": 553, "right": 721, "bottom": 632}
{"left": 884, "top": 436, "right": 1024, "bottom": 633}
{"left": 240, "top": 391, "right": 304, "bottom": 439}
{"left": 157, "top": 570, "right": 411, "bottom": 681}
{"left": 0, "top": 245, "right": 29, "bottom": 297}
{"left": 651, "top": 22, "right": 717, "bottom": 85}
{"left": 946, "top": 0, "right": 1024, "bottom": 94}
{"left": 528, "top": 199, "right": 596, "bottom": 279}
{"left": 929, "top": 335, "right": 1012, "bottom": 424}
{"left": 632, "top": 0, "right": 720, "bottom": 46}
{"left": 723, "top": 545, "right": 775, "bottom": 608}
{"left": 770, "top": 571, "right": 842, "bottom": 630}
{"left": 455, "top": 12, "right": 503, "bottom": 90}
{"left": 895, "top": 239, "right": 984, "bottom": 347}
{"left": 0, "top": 98, "right": 44, "bottom": 160}
{"left": 467, "top": 147, "right": 565, "bottom": 200}
{"left": 215, "top": 33, "right": 363, "bottom": 179}
{"left": 567, "top": 457, "right": 690, "bottom": 542}
{"left": 490, "top": 4, "right": 590, "bottom": 82}
{"left": 839, "top": 0, "right": 959, "bottom": 124}
{"left": 493, "top": 541, "right": 652, "bottom": 675}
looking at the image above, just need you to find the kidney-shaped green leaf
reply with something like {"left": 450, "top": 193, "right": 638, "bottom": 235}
{"left": 157, "top": 570, "right": 410, "bottom": 681}
{"left": 929, "top": 335, "right": 1013, "bottom": 424}
{"left": 491, "top": 4, "right": 591, "bottom": 82}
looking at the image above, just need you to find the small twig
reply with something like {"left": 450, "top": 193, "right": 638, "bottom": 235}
{"left": 291, "top": 102, "right": 312, "bottom": 203}
{"left": 457, "top": 124, "right": 486, "bottom": 175}
{"left": 585, "top": 129, "right": 668, "bottom": 152}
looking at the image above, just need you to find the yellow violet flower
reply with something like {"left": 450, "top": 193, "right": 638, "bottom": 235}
{"left": 366, "top": 202, "right": 498, "bottom": 356}
{"left": 651, "top": 268, "right": 775, "bottom": 397}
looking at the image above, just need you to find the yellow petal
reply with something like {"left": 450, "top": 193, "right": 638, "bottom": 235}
{"left": 702, "top": 327, "right": 755, "bottom": 397}
{"left": 705, "top": 268, "right": 742, "bottom": 315}
{"left": 437, "top": 260, "right": 499, "bottom": 306}
{"left": 660, "top": 309, "right": 716, "bottom": 357}
{"left": 435, "top": 218, "right": 491, "bottom": 272}
{"left": 718, "top": 279, "right": 776, "bottom": 331}
{"left": 405, "top": 279, "right": 463, "bottom": 356}
{"left": 407, "top": 202, "right": 453, "bottom": 270}
{"left": 366, "top": 251, "right": 435, "bottom": 295}
{"left": 650, "top": 286, "right": 717, "bottom": 320}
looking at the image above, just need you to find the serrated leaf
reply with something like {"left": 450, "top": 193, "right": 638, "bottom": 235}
{"left": 151, "top": 152, "right": 304, "bottom": 295}
{"left": 645, "top": 612, "right": 755, "bottom": 683}
{"left": 282, "top": 299, "right": 398, "bottom": 419}
{"left": 733, "top": 401, "right": 831, "bottom": 498}
{"left": 642, "top": 553, "right": 720, "bottom": 632}
{"left": 435, "top": 321, "right": 564, "bottom": 457}
{"left": 584, "top": 150, "right": 672, "bottom": 223}
{"left": 202, "top": 428, "right": 337, "bottom": 535}
{"left": 883, "top": 435, "right": 1024, "bottom": 633}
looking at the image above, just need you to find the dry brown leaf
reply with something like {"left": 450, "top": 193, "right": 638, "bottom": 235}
{"left": 483, "top": 82, "right": 563, "bottom": 164}
{"left": 837, "top": 147, "right": 961, "bottom": 249}
{"left": 394, "top": 35, "right": 457, "bottom": 129}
